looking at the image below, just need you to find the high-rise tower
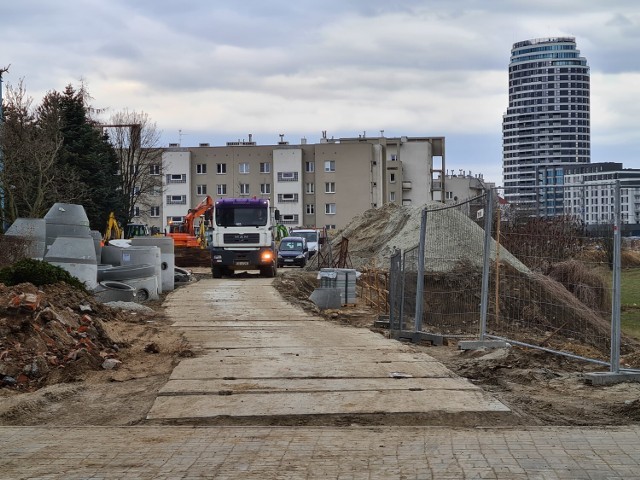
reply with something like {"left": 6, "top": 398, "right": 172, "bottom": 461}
{"left": 502, "top": 37, "right": 590, "bottom": 213}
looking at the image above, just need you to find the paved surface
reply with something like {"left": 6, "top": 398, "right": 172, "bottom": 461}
{"left": 147, "top": 277, "right": 509, "bottom": 423}
{"left": 3, "top": 277, "right": 640, "bottom": 478}
{"left": 2, "top": 425, "right": 640, "bottom": 479}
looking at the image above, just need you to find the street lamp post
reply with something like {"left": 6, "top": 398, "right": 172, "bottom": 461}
{"left": 0, "top": 65, "right": 9, "bottom": 232}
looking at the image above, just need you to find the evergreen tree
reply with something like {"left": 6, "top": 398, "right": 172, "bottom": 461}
{"left": 53, "top": 84, "right": 126, "bottom": 231}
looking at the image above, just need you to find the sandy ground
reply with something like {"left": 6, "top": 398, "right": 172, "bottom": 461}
{"left": 1, "top": 269, "right": 639, "bottom": 427}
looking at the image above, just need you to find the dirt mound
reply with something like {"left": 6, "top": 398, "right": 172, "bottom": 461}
{"left": 310, "top": 202, "right": 528, "bottom": 273}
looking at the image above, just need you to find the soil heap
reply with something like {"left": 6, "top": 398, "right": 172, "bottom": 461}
{"left": 312, "top": 202, "right": 528, "bottom": 272}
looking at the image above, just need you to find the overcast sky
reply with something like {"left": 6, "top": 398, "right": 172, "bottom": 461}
{"left": 2, "top": 0, "right": 640, "bottom": 185}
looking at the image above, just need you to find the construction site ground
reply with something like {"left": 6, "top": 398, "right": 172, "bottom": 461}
{"left": 1, "top": 267, "right": 639, "bottom": 428}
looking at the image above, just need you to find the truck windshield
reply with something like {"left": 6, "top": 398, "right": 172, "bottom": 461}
{"left": 215, "top": 207, "right": 268, "bottom": 227}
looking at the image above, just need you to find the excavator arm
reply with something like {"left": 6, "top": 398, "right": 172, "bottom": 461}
{"left": 103, "top": 212, "right": 122, "bottom": 242}
{"left": 184, "top": 195, "right": 214, "bottom": 235}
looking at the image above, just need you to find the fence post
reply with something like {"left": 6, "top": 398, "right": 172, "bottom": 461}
{"left": 610, "top": 180, "right": 622, "bottom": 373}
{"left": 479, "top": 191, "right": 494, "bottom": 341}
{"left": 413, "top": 208, "right": 428, "bottom": 334}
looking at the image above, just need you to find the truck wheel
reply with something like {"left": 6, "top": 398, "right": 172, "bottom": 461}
{"left": 260, "top": 264, "right": 276, "bottom": 278}
{"left": 222, "top": 267, "right": 234, "bottom": 277}
{"left": 212, "top": 267, "right": 222, "bottom": 278}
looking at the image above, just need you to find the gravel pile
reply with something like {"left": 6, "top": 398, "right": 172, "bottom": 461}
{"left": 318, "top": 202, "right": 528, "bottom": 273}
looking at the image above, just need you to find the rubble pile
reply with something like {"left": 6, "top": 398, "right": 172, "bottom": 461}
{"left": 0, "top": 282, "right": 124, "bottom": 391}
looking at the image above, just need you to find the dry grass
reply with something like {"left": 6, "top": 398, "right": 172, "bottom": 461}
{"left": 546, "top": 260, "right": 610, "bottom": 313}
{"left": 622, "top": 250, "right": 640, "bottom": 268}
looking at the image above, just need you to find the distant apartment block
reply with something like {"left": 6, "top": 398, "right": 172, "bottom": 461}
{"left": 143, "top": 134, "right": 445, "bottom": 233}
{"left": 564, "top": 162, "right": 640, "bottom": 235}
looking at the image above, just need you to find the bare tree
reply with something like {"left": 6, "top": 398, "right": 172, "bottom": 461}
{"left": 0, "top": 80, "right": 86, "bottom": 224}
{"left": 104, "top": 110, "right": 163, "bottom": 226}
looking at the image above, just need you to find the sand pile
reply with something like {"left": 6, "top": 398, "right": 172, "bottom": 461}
{"left": 314, "top": 202, "right": 528, "bottom": 273}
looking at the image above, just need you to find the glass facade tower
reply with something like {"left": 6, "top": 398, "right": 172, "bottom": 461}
{"left": 502, "top": 37, "right": 590, "bottom": 214}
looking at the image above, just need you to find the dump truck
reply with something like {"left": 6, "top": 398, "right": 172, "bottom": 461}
{"left": 209, "top": 197, "right": 279, "bottom": 278}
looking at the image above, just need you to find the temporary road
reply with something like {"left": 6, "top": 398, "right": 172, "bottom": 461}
{"left": 146, "top": 277, "right": 510, "bottom": 424}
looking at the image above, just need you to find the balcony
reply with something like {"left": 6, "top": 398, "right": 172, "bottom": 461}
{"left": 402, "top": 181, "right": 412, "bottom": 191}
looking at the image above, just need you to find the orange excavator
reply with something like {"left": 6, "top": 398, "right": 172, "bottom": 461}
{"left": 167, "top": 195, "right": 213, "bottom": 248}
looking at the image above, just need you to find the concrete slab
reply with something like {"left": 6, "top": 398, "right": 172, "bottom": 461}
{"left": 199, "top": 348, "right": 437, "bottom": 363}
{"left": 148, "top": 277, "right": 510, "bottom": 423}
{"left": 202, "top": 345, "right": 418, "bottom": 357}
{"left": 147, "top": 389, "right": 509, "bottom": 419}
{"left": 180, "top": 329, "right": 401, "bottom": 349}
{"left": 159, "top": 377, "right": 479, "bottom": 395}
{"left": 170, "top": 356, "right": 453, "bottom": 379}
{"left": 173, "top": 321, "right": 314, "bottom": 328}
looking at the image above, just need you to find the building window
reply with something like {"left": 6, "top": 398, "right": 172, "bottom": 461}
{"left": 325, "top": 203, "right": 336, "bottom": 215}
{"left": 306, "top": 204, "right": 315, "bottom": 214}
{"left": 150, "top": 206, "right": 160, "bottom": 217}
{"left": 305, "top": 161, "right": 315, "bottom": 173}
{"left": 166, "top": 195, "right": 187, "bottom": 205}
{"left": 132, "top": 206, "right": 140, "bottom": 217}
{"left": 445, "top": 191, "right": 454, "bottom": 200}
{"left": 150, "top": 164, "right": 160, "bottom": 175}
{"left": 325, "top": 182, "right": 336, "bottom": 193}
{"left": 196, "top": 163, "right": 207, "bottom": 174}
{"left": 168, "top": 216, "right": 184, "bottom": 225}
{"left": 389, "top": 192, "right": 396, "bottom": 202}
{"left": 324, "top": 160, "right": 335, "bottom": 172}
{"left": 260, "top": 183, "right": 271, "bottom": 194}
{"left": 277, "top": 171, "right": 299, "bottom": 182}
{"left": 166, "top": 174, "right": 186, "bottom": 184}
{"left": 305, "top": 183, "right": 315, "bottom": 194}
{"left": 390, "top": 154, "right": 398, "bottom": 161}
{"left": 239, "top": 163, "right": 250, "bottom": 174}
{"left": 260, "top": 162, "right": 271, "bottom": 174}
{"left": 152, "top": 186, "right": 161, "bottom": 196}
{"left": 217, "top": 184, "right": 227, "bottom": 195}
{"left": 389, "top": 173, "right": 396, "bottom": 183}
{"left": 281, "top": 214, "right": 299, "bottom": 225}
{"left": 217, "top": 163, "right": 227, "bottom": 174}
{"left": 240, "top": 183, "right": 250, "bottom": 195}
{"left": 197, "top": 184, "right": 207, "bottom": 195}
{"left": 325, "top": 224, "right": 336, "bottom": 230}
{"left": 277, "top": 193, "right": 299, "bottom": 203}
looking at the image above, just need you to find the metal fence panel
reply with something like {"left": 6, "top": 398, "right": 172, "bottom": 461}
{"left": 418, "top": 195, "right": 487, "bottom": 337}
{"left": 388, "top": 250, "right": 402, "bottom": 330}
{"left": 400, "top": 245, "right": 419, "bottom": 332}
{"left": 487, "top": 183, "right": 619, "bottom": 364}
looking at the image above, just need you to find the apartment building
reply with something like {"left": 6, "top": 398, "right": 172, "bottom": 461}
{"left": 563, "top": 162, "right": 640, "bottom": 235}
{"left": 146, "top": 134, "right": 445, "bottom": 233}
{"left": 503, "top": 37, "right": 590, "bottom": 213}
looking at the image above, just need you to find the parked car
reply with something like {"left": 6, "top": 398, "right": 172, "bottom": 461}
{"left": 277, "top": 236, "right": 309, "bottom": 268}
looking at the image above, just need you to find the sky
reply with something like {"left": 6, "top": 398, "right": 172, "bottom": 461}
{"left": 2, "top": 0, "right": 640, "bottom": 186}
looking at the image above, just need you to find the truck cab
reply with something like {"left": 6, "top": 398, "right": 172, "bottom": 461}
{"left": 209, "top": 198, "right": 278, "bottom": 278}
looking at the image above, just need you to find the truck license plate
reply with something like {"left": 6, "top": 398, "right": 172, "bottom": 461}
{"left": 235, "top": 261, "right": 249, "bottom": 266}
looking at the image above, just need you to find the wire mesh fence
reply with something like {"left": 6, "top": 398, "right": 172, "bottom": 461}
{"left": 419, "top": 196, "right": 487, "bottom": 337}
{"left": 399, "top": 245, "right": 420, "bottom": 332}
{"left": 386, "top": 181, "right": 639, "bottom": 370}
